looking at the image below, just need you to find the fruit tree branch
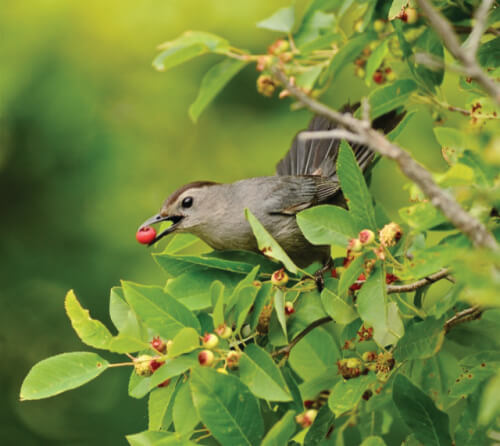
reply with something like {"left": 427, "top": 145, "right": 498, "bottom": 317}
{"left": 444, "top": 305, "right": 482, "bottom": 332}
{"left": 387, "top": 268, "right": 451, "bottom": 293}
{"left": 416, "top": 0, "right": 500, "bottom": 105}
{"left": 273, "top": 69, "right": 498, "bottom": 250}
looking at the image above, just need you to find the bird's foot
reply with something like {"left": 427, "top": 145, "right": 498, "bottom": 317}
{"left": 313, "top": 258, "right": 334, "bottom": 292}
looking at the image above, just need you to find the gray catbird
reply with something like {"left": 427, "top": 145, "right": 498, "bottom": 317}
{"left": 140, "top": 107, "right": 403, "bottom": 282}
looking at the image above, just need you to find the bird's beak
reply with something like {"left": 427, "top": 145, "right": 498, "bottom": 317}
{"left": 138, "top": 213, "right": 183, "bottom": 246}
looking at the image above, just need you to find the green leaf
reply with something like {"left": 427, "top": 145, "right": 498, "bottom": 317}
{"left": 261, "top": 410, "right": 297, "bottom": 446}
{"left": 477, "top": 36, "right": 499, "bottom": 68}
{"left": 155, "top": 252, "right": 259, "bottom": 277}
{"left": 211, "top": 281, "right": 225, "bottom": 329}
{"left": 127, "top": 430, "right": 195, "bottom": 446}
{"left": 297, "top": 205, "right": 358, "bottom": 247}
{"left": 357, "top": 267, "right": 404, "bottom": 346}
{"left": 388, "top": 0, "right": 410, "bottom": 20}
{"left": 109, "top": 286, "right": 143, "bottom": 338}
{"left": 415, "top": 28, "right": 444, "bottom": 90}
{"left": 249, "top": 282, "right": 273, "bottom": 331}
{"left": 393, "top": 374, "right": 452, "bottom": 446}
{"left": 321, "top": 288, "right": 357, "bottom": 324}
{"left": 20, "top": 352, "right": 109, "bottom": 400}
{"left": 245, "top": 208, "right": 300, "bottom": 274}
{"left": 122, "top": 282, "right": 200, "bottom": 339}
{"left": 387, "top": 111, "right": 415, "bottom": 142}
{"left": 190, "top": 367, "right": 264, "bottom": 445}
{"left": 304, "top": 405, "right": 335, "bottom": 446}
{"left": 449, "top": 360, "right": 499, "bottom": 399}
{"left": 149, "top": 354, "right": 199, "bottom": 389}
{"left": 328, "top": 374, "right": 376, "bottom": 417}
{"left": 360, "top": 437, "right": 387, "bottom": 446}
{"left": 338, "top": 253, "right": 366, "bottom": 296}
{"left": 257, "top": 6, "right": 295, "bottom": 33}
{"left": 295, "top": 10, "right": 336, "bottom": 47}
{"left": 395, "top": 317, "right": 445, "bottom": 361}
{"left": 399, "top": 202, "right": 446, "bottom": 232}
{"left": 273, "top": 288, "right": 288, "bottom": 339}
{"left": 299, "top": 32, "right": 341, "bottom": 54}
{"left": 289, "top": 326, "right": 340, "bottom": 380}
{"left": 368, "top": 79, "right": 417, "bottom": 120}
{"left": 65, "top": 290, "right": 149, "bottom": 353}
{"left": 325, "top": 32, "right": 376, "bottom": 81}
{"left": 148, "top": 378, "right": 179, "bottom": 431}
{"left": 167, "top": 327, "right": 200, "bottom": 358}
{"left": 365, "top": 40, "right": 389, "bottom": 86}
{"left": 337, "top": 141, "right": 377, "bottom": 230}
{"left": 153, "top": 31, "right": 229, "bottom": 72}
{"left": 189, "top": 58, "right": 247, "bottom": 123}
{"left": 173, "top": 382, "right": 199, "bottom": 436}
{"left": 65, "top": 290, "right": 112, "bottom": 348}
{"left": 234, "top": 285, "right": 260, "bottom": 334}
{"left": 433, "top": 127, "right": 466, "bottom": 164}
{"left": 479, "top": 369, "right": 500, "bottom": 425}
{"left": 239, "top": 344, "right": 292, "bottom": 402}
{"left": 164, "top": 233, "right": 200, "bottom": 254}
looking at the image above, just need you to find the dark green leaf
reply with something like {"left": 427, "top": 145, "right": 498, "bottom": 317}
{"left": 257, "top": 6, "right": 295, "bottom": 33}
{"left": 338, "top": 253, "right": 366, "bottom": 296}
{"left": 273, "top": 288, "right": 288, "bottom": 339}
{"left": 368, "top": 79, "right": 418, "bottom": 120}
{"left": 20, "top": 352, "right": 109, "bottom": 400}
{"left": 122, "top": 282, "right": 200, "bottom": 339}
{"left": 304, "top": 405, "right": 335, "bottom": 446}
{"left": 190, "top": 367, "right": 264, "bottom": 446}
{"left": 297, "top": 205, "right": 359, "bottom": 247}
{"left": 261, "top": 410, "right": 297, "bottom": 446}
{"left": 387, "top": 111, "right": 415, "bottom": 142}
{"left": 477, "top": 37, "right": 499, "bottom": 68}
{"left": 248, "top": 282, "right": 273, "bottom": 331}
{"left": 337, "top": 141, "right": 377, "bottom": 230}
{"left": 189, "top": 58, "right": 247, "bottom": 123}
{"left": 239, "top": 344, "right": 292, "bottom": 402}
{"left": 415, "top": 29, "right": 444, "bottom": 90}
{"left": 393, "top": 374, "right": 452, "bottom": 446}
{"left": 365, "top": 40, "right": 389, "bottom": 86}
{"left": 395, "top": 318, "right": 445, "bottom": 361}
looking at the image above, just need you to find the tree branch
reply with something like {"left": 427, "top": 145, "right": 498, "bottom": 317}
{"left": 273, "top": 69, "right": 498, "bottom": 251}
{"left": 387, "top": 268, "right": 451, "bottom": 293}
{"left": 444, "top": 305, "right": 482, "bottom": 332}
{"left": 416, "top": 0, "right": 500, "bottom": 105}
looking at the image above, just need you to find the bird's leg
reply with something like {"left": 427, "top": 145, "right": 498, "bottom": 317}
{"left": 314, "top": 257, "right": 334, "bottom": 292}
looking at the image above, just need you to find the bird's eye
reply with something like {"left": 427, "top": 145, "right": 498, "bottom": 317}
{"left": 182, "top": 196, "right": 193, "bottom": 208}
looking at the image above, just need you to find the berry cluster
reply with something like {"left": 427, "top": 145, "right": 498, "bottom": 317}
{"left": 133, "top": 336, "right": 172, "bottom": 387}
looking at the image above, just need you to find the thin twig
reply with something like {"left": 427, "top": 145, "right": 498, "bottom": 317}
{"left": 416, "top": 0, "right": 500, "bottom": 105}
{"left": 274, "top": 69, "right": 498, "bottom": 251}
{"left": 272, "top": 316, "right": 332, "bottom": 357}
{"left": 444, "top": 305, "right": 482, "bottom": 332}
{"left": 387, "top": 268, "right": 451, "bottom": 293}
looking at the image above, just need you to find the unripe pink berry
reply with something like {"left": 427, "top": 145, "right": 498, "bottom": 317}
{"left": 198, "top": 350, "right": 215, "bottom": 367}
{"left": 150, "top": 336, "right": 166, "bottom": 353}
{"left": 358, "top": 229, "right": 375, "bottom": 245}
{"left": 202, "top": 333, "right": 219, "bottom": 349}
{"left": 284, "top": 302, "right": 295, "bottom": 316}
{"left": 348, "top": 238, "right": 363, "bottom": 252}
{"left": 271, "top": 268, "right": 289, "bottom": 286}
{"left": 215, "top": 324, "right": 233, "bottom": 339}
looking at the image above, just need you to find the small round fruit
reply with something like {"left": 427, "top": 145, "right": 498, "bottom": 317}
{"left": 404, "top": 7, "right": 418, "bottom": 24}
{"left": 226, "top": 351, "right": 241, "bottom": 369}
{"left": 373, "top": 71, "right": 385, "bottom": 84}
{"left": 374, "top": 19, "right": 385, "bottom": 33}
{"left": 284, "top": 302, "right": 295, "bottom": 316}
{"left": 354, "top": 19, "right": 364, "bottom": 33}
{"left": 202, "top": 333, "right": 219, "bottom": 349}
{"left": 355, "top": 67, "right": 366, "bottom": 78}
{"left": 346, "top": 358, "right": 362, "bottom": 369}
{"left": 348, "top": 238, "right": 363, "bottom": 252}
{"left": 151, "top": 336, "right": 166, "bottom": 353}
{"left": 134, "top": 355, "right": 154, "bottom": 376}
{"left": 358, "top": 229, "right": 375, "bottom": 245}
{"left": 386, "top": 69, "right": 397, "bottom": 82}
{"left": 198, "top": 350, "right": 215, "bottom": 367}
{"left": 362, "top": 351, "right": 377, "bottom": 362}
{"left": 136, "top": 226, "right": 156, "bottom": 244}
{"left": 215, "top": 324, "right": 233, "bottom": 339}
{"left": 271, "top": 268, "right": 289, "bottom": 286}
{"left": 296, "top": 409, "right": 318, "bottom": 428}
{"left": 149, "top": 359, "right": 164, "bottom": 372}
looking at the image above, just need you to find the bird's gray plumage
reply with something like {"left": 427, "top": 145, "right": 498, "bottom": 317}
{"left": 140, "top": 109, "right": 404, "bottom": 269}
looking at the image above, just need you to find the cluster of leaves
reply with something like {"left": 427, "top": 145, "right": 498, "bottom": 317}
{"left": 21, "top": 0, "right": 500, "bottom": 445}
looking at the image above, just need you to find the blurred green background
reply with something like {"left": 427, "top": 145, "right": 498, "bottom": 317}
{"left": 1, "top": 0, "right": 453, "bottom": 444}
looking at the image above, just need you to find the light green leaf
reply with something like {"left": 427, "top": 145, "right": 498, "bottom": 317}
{"left": 167, "top": 327, "right": 200, "bottom": 358}
{"left": 338, "top": 253, "right": 366, "bottom": 296}
{"left": 149, "top": 354, "right": 198, "bottom": 390}
{"left": 20, "top": 352, "right": 109, "bottom": 400}
{"left": 360, "top": 436, "right": 387, "bottom": 446}
{"left": 393, "top": 374, "right": 452, "bottom": 446}
{"left": 357, "top": 267, "right": 404, "bottom": 346}
{"left": 109, "top": 286, "right": 143, "bottom": 338}
{"left": 153, "top": 31, "right": 229, "bottom": 72}
{"left": 261, "top": 410, "right": 297, "bottom": 446}
{"left": 190, "top": 367, "right": 264, "bottom": 446}
{"left": 248, "top": 282, "right": 273, "bottom": 331}
{"left": 399, "top": 202, "right": 446, "bottom": 232}
{"left": 234, "top": 285, "right": 260, "bottom": 334}
{"left": 368, "top": 79, "right": 417, "bottom": 120}
{"left": 164, "top": 233, "right": 200, "bottom": 254}
{"left": 211, "top": 281, "right": 225, "bottom": 329}
{"left": 239, "top": 344, "right": 292, "bottom": 402}
{"left": 395, "top": 317, "right": 445, "bottom": 361}
{"left": 257, "top": 6, "right": 295, "bottom": 33}
{"left": 297, "top": 205, "right": 359, "bottom": 247}
{"left": 328, "top": 374, "right": 376, "bottom": 416}
{"left": 337, "top": 141, "right": 377, "bottom": 230}
{"left": 365, "top": 40, "right": 389, "bottom": 86}
{"left": 245, "top": 208, "right": 300, "bottom": 274}
{"left": 321, "top": 288, "right": 357, "bottom": 324}
{"left": 148, "top": 378, "right": 178, "bottom": 431}
{"left": 127, "top": 430, "right": 196, "bottom": 445}
{"left": 122, "top": 282, "right": 200, "bottom": 339}
{"left": 479, "top": 369, "right": 500, "bottom": 425}
{"left": 189, "top": 58, "right": 247, "bottom": 123}
{"left": 388, "top": 0, "right": 410, "bottom": 20}
{"left": 304, "top": 404, "right": 335, "bottom": 446}
{"left": 173, "top": 382, "right": 199, "bottom": 436}
{"left": 273, "top": 288, "right": 288, "bottom": 339}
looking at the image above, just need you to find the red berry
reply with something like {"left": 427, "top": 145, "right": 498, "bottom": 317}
{"left": 202, "top": 333, "right": 219, "bottom": 349}
{"left": 149, "top": 359, "right": 164, "bottom": 372}
{"left": 136, "top": 226, "right": 156, "bottom": 244}
{"left": 198, "top": 350, "right": 215, "bottom": 367}
{"left": 373, "top": 71, "right": 385, "bottom": 84}
{"left": 284, "top": 302, "right": 295, "bottom": 316}
{"left": 385, "top": 273, "right": 399, "bottom": 284}
{"left": 331, "top": 268, "right": 338, "bottom": 278}
{"left": 158, "top": 378, "right": 171, "bottom": 388}
{"left": 151, "top": 336, "right": 166, "bottom": 353}
{"left": 358, "top": 230, "right": 375, "bottom": 245}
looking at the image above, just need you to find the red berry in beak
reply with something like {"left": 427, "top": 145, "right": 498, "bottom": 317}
{"left": 136, "top": 226, "right": 156, "bottom": 244}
